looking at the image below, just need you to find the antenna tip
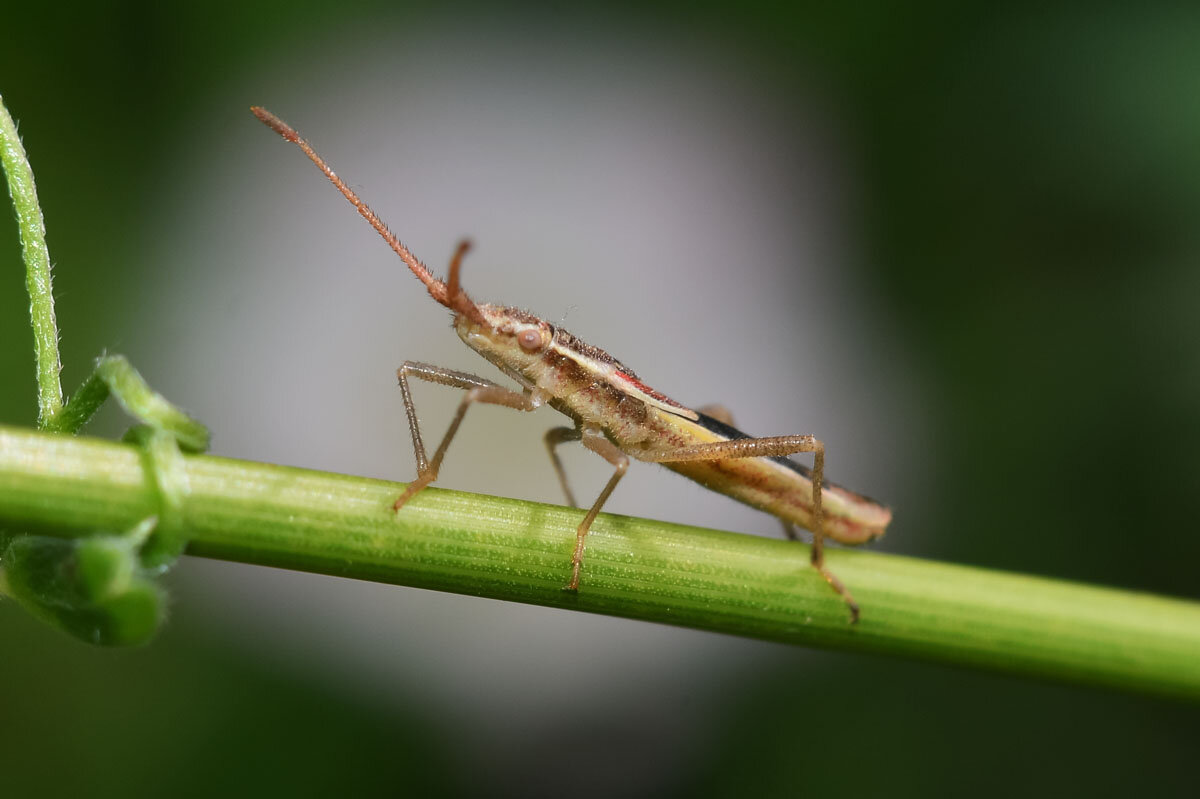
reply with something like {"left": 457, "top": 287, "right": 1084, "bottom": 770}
{"left": 251, "top": 106, "right": 300, "bottom": 142}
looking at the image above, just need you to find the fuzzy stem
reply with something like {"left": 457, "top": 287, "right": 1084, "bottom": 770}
{"left": 0, "top": 95, "right": 62, "bottom": 426}
{"left": 1, "top": 423, "right": 1198, "bottom": 700}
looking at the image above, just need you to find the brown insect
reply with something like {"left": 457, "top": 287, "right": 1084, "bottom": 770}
{"left": 253, "top": 106, "right": 892, "bottom": 622}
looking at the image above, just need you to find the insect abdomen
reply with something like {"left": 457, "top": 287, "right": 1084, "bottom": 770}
{"left": 653, "top": 411, "right": 892, "bottom": 545}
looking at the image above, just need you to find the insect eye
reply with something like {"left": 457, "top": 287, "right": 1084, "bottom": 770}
{"left": 518, "top": 329, "right": 543, "bottom": 352}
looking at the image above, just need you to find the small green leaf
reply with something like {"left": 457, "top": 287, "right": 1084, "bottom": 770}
{"left": 1, "top": 527, "right": 167, "bottom": 647}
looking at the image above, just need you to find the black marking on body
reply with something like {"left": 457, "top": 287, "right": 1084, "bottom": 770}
{"left": 693, "top": 410, "right": 885, "bottom": 506}
{"left": 694, "top": 411, "right": 815, "bottom": 479}
{"left": 696, "top": 410, "right": 883, "bottom": 503}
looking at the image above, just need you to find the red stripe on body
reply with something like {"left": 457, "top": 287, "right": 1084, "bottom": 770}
{"left": 613, "top": 369, "right": 691, "bottom": 410}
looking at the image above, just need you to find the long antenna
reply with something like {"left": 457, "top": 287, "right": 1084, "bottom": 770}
{"left": 251, "top": 106, "right": 452, "bottom": 308}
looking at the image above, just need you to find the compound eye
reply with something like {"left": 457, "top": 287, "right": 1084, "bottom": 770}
{"left": 518, "top": 329, "right": 543, "bottom": 352}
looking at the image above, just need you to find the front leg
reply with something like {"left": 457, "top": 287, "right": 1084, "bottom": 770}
{"left": 393, "top": 361, "right": 543, "bottom": 510}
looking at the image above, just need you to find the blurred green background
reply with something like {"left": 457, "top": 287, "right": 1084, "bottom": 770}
{"left": 2, "top": 2, "right": 1198, "bottom": 796}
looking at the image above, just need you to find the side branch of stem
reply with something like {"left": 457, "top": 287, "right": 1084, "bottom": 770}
{"left": 0, "top": 96, "right": 62, "bottom": 425}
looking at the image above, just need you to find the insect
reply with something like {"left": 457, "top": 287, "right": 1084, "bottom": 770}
{"left": 252, "top": 106, "right": 892, "bottom": 622}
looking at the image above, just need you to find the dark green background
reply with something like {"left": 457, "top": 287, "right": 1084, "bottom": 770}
{"left": 2, "top": 2, "right": 1198, "bottom": 796}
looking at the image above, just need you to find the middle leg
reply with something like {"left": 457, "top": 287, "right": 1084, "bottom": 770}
{"left": 565, "top": 425, "right": 629, "bottom": 591}
{"left": 543, "top": 423, "right": 583, "bottom": 508}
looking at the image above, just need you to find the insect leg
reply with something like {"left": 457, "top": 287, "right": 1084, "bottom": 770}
{"left": 394, "top": 361, "right": 540, "bottom": 510}
{"left": 643, "top": 435, "right": 859, "bottom": 623}
{"left": 780, "top": 520, "right": 801, "bottom": 541}
{"left": 565, "top": 425, "right": 629, "bottom": 591}
{"left": 543, "top": 424, "right": 583, "bottom": 508}
{"left": 702, "top": 406, "right": 809, "bottom": 549}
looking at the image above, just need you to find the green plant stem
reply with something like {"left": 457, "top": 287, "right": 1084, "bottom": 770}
{"left": 0, "top": 95, "right": 62, "bottom": 426}
{"left": 1, "top": 423, "right": 1198, "bottom": 700}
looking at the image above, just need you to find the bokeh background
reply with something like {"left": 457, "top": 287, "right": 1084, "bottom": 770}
{"left": 2, "top": 3, "right": 1198, "bottom": 796}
